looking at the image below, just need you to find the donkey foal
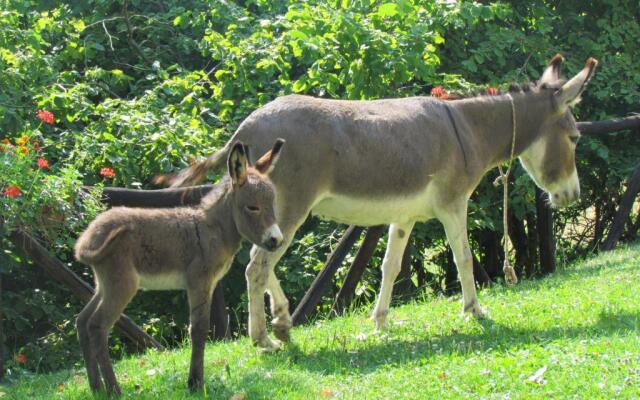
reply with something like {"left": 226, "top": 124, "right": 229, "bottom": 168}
{"left": 74, "top": 140, "right": 284, "bottom": 396}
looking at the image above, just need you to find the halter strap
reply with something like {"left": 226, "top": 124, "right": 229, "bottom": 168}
{"left": 493, "top": 93, "right": 518, "bottom": 285}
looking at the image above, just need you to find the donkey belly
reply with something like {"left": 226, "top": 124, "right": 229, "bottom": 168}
{"left": 138, "top": 271, "right": 187, "bottom": 291}
{"left": 311, "top": 190, "right": 435, "bottom": 226}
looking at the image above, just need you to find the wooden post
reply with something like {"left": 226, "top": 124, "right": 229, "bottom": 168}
{"left": 601, "top": 163, "right": 640, "bottom": 251}
{"left": 525, "top": 212, "right": 539, "bottom": 277}
{"left": 577, "top": 115, "right": 640, "bottom": 136}
{"left": 292, "top": 226, "right": 363, "bottom": 326}
{"left": 535, "top": 188, "right": 556, "bottom": 274}
{"left": 331, "top": 225, "right": 385, "bottom": 315}
{"left": 210, "top": 282, "right": 229, "bottom": 339}
{"left": 472, "top": 254, "right": 492, "bottom": 287}
{"left": 92, "top": 185, "right": 214, "bottom": 208}
{"left": 508, "top": 210, "right": 534, "bottom": 276}
{"left": 8, "top": 229, "right": 164, "bottom": 351}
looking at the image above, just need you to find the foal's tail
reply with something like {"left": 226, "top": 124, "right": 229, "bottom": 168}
{"left": 152, "top": 142, "right": 232, "bottom": 188}
{"left": 74, "top": 226, "right": 129, "bottom": 265}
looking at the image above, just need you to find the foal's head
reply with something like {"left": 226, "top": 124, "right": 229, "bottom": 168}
{"left": 226, "top": 139, "right": 285, "bottom": 250}
{"left": 518, "top": 55, "right": 597, "bottom": 207}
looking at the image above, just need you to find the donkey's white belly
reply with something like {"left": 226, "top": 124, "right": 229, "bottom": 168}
{"left": 138, "top": 272, "right": 187, "bottom": 291}
{"left": 311, "top": 189, "right": 437, "bottom": 226}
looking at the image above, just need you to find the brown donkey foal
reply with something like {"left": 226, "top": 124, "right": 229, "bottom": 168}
{"left": 74, "top": 139, "right": 284, "bottom": 396}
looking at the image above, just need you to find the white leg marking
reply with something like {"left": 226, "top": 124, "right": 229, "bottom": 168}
{"left": 372, "top": 222, "right": 415, "bottom": 331}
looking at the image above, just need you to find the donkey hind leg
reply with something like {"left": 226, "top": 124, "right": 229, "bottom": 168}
{"left": 372, "top": 222, "right": 416, "bottom": 331}
{"left": 439, "top": 204, "right": 485, "bottom": 318}
{"left": 247, "top": 244, "right": 290, "bottom": 351}
{"left": 76, "top": 288, "right": 104, "bottom": 392}
{"left": 186, "top": 279, "right": 215, "bottom": 392}
{"left": 87, "top": 268, "right": 139, "bottom": 396}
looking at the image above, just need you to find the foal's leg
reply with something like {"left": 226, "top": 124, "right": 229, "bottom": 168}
{"left": 88, "top": 268, "right": 138, "bottom": 396}
{"left": 186, "top": 278, "right": 215, "bottom": 392}
{"left": 372, "top": 222, "right": 415, "bottom": 331}
{"left": 76, "top": 288, "right": 103, "bottom": 393}
{"left": 439, "top": 204, "right": 484, "bottom": 317}
{"left": 247, "top": 245, "right": 288, "bottom": 351}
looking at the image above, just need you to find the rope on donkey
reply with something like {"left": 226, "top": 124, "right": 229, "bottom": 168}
{"left": 493, "top": 93, "right": 518, "bottom": 286}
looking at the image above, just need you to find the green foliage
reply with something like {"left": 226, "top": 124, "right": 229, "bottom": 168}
{"left": 3, "top": 243, "right": 640, "bottom": 398}
{"left": 0, "top": 0, "right": 638, "bottom": 374}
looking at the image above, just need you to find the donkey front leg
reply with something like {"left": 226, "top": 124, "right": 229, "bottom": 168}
{"left": 247, "top": 245, "right": 284, "bottom": 351}
{"left": 439, "top": 205, "right": 485, "bottom": 318}
{"left": 372, "top": 222, "right": 415, "bottom": 331}
{"left": 186, "top": 280, "right": 215, "bottom": 392}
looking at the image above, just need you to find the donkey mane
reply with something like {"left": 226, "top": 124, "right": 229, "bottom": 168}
{"left": 439, "top": 80, "right": 566, "bottom": 101}
{"left": 199, "top": 175, "right": 232, "bottom": 210}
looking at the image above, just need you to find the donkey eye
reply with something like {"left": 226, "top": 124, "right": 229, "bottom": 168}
{"left": 246, "top": 205, "right": 260, "bottom": 213}
{"left": 569, "top": 136, "right": 580, "bottom": 144}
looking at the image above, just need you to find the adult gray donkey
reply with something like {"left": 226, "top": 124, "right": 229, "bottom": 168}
{"left": 157, "top": 55, "right": 597, "bottom": 351}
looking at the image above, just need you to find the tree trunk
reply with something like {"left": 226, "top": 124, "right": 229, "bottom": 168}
{"left": 535, "top": 188, "right": 556, "bottom": 274}
{"left": 525, "top": 212, "right": 539, "bottom": 277}
{"left": 8, "top": 229, "right": 163, "bottom": 351}
{"left": 472, "top": 254, "right": 492, "bottom": 287}
{"left": 0, "top": 268, "right": 3, "bottom": 381}
{"left": 479, "top": 229, "right": 503, "bottom": 279}
{"left": 509, "top": 210, "right": 533, "bottom": 277}
{"left": 395, "top": 242, "right": 415, "bottom": 299}
{"left": 444, "top": 248, "right": 459, "bottom": 295}
{"left": 601, "top": 163, "right": 640, "bottom": 251}
{"left": 292, "top": 226, "right": 363, "bottom": 326}
{"left": 332, "top": 226, "right": 385, "bottom": 315}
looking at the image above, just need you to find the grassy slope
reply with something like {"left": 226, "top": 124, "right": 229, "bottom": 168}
{"left": 4, "top": 245, "right": 640, "bottom": 399}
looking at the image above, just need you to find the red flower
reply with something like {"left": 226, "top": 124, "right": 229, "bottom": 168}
{"left": 431, "top": 86, "right": 447, "bottom": 98}
{"left": 100, "top": 167, "right": 116, "bottom": 179}
{"left": 37, "top": 157, "right": 50, "bottom": 169}
{"left": 32, "top": 141, "right": 42, "bottom": 152}
{"left": 486, "top": 87, "right": 499, "bottom": 96}
{"left": 4, "top": 186, "right": 22, "bottom": 198}
{"left": 0, "top": 138, "right": 12, "bottom": 152}
{"left": 15, "top": 354, "right": 27, "bottom": 364}
{"left": 36, "top": 109, "right": 55, "bottom": 125}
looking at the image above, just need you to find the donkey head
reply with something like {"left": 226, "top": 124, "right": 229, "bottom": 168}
{"left": 227, "top": 139, "right": 285, "bottom": 250}
{"left": 518, "top": 55, "right": 597, "bottom": 207}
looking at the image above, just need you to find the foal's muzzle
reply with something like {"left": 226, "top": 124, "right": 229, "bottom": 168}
{"left": 261, "top": 224, "right": 284, "bottom": 251}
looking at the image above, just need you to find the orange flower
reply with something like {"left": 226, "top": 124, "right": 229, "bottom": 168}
{"left": 100, "top": 167, "right": 116, "bottom": 179}
{"left": 431, "top": 86, "right": 447, "bottom": 98}
{"left": 16, "top": 135, "right": 29, "bottom": 146}
{"left": 36, "top": 109, "right": 55, "bottom": 125}
{"left": 486, "top": 87, "right": 499, "bottom": 96}
{"left": 18, "top": 145, "right": 29, "bottom": 155}
{"left": 37, "top": 157, "right": 50, "bottom": 169}
{"left": 1, "top": 138, "right": 10, "bottom": 145}
{"left": 4, "top": 186, "right": 22, "bottom": 198}
{"left": 15, "top": 353, "right": 27, "bottom": 364}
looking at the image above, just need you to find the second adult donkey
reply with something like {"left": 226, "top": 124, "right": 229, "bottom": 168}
{"left": 158, "top": 55, "right": 597, "bottom": 352}
{"left": 74, "top": 140, "right": 284, "bottom": 396}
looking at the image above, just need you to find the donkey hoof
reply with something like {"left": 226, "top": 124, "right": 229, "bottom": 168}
{"left": 462, "top": 301, "right": 486, "bottom": 319}
{"left": 272, "top": 317, "right": 292, "bottom": 342}
{"left": 258, "top": 337, "right": 283, "bottom": 353}
{"left": 372, "top": 309, "right": 390, "bottom": 332}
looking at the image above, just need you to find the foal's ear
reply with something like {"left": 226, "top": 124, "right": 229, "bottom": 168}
{"left": 228, "top": 141, "right": 248, "bottom": 187}
{"left": 254, "top": 138, "right": 285, "bottom": 175}
{"left": 539, "top": 53, "right": 564, "bottom": 85}
{"left": 555, "top": 57, "right": 598, "bottom": 109}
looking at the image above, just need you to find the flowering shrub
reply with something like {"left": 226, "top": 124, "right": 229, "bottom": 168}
{"left": 0, "top": 131, "right": 103, "bottom": 245}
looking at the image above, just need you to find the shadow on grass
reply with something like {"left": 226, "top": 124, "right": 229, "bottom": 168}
{"left": 267, "top": 308, "right": 639, "bottom": 376}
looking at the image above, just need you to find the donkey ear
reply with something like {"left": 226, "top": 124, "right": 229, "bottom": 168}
{"left": 555, "top": 57, "right": 598, "bottom": 109}
{"left": 254, "top": 138, "right": 285, "bottom": 175}
{"left": 228, "top": 141, "right": 248, "bottom": 187}
{"left": 539, "top": 54, "right": 564, "bottom": 85}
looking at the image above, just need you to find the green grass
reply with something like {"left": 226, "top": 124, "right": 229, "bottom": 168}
{"left": 4, "top": 244, "right": 640, "bottom": 399}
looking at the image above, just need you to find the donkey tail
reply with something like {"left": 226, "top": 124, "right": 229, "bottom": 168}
{"left": 152, "top": 142, "right": 232, "bottom": 188}
{"left": 74, "top": 225, "right": 129, "bottom": 264}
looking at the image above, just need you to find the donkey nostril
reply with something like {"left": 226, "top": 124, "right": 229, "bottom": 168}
{"left": 267, "top": 237, "right": 279, "bottom": 249}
